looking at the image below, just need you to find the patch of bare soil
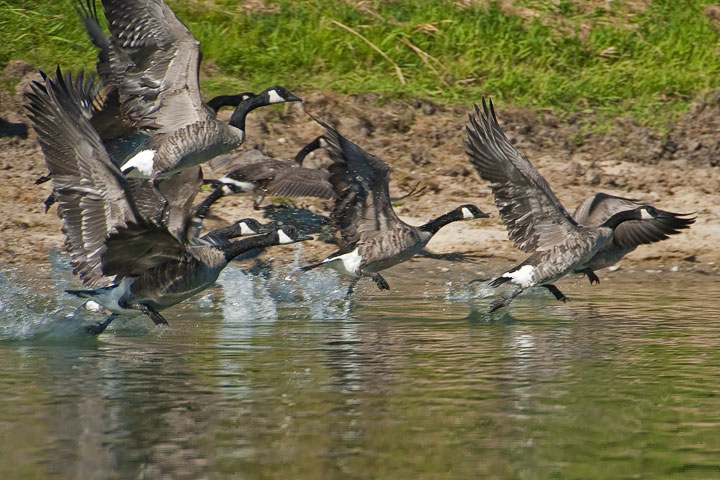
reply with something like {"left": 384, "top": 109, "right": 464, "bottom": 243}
{"left": 1, "top": 64, "right": 718, "bottom": 282}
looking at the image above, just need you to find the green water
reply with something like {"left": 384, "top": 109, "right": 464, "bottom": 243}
{"left": 1, "top": 254, "right": 719, "bottom": 479}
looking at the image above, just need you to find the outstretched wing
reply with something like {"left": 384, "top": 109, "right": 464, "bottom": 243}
{"left": 265, "top": 168, "right": 334, "bottom": 199}
{"left": 26, "top": 68, "right": 139, "bottom": 286}
{"left": 311, "top": 116, "right": 403, "bottom": 248}
{"left": 101, "top": 0, "right": 210, "bottom": 133}
{"left": 101, "top": 221, "right": 187, "bottom": 277}
{"left": 464, "top": 99, "right": 579, "bottom": 252}
{"left": 574, "top": 193, "right": 695, "bottom": 250}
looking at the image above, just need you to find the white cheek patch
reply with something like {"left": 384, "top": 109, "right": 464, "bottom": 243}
{"left": 503, "top": 264, "right": 535, "bottom": 288}
{"left": 461, "top": 207, "right": 474, "bottom": 219}
{"left": 238, "top": 222, "right": 257, "bottom": 236}
{"left": 220, "top": 177, "right": 255, "bottom": 193}
{"left": 640, "top": 208, "right": 654, "bottom": 220}
{"left": 221, "top": 185, "right": 234, "bottom": 195}
{"left": 277, "top": 229, "right": 294, "bottom": 244}
{"left": 267, "top": 89, "right": 284, "bottom": 104}
{"left": 318, "top": 138, "right": 329, "bottom": 148}
{"left": 122, "top": 149, "right": 156, "bottom": 176}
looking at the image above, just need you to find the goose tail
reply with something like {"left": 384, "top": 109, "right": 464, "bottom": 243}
{"left": 300, "top": 262, "right": 324, "bottom": 272}
{"left": 65, "top": 288, "right": 98, "bottom": 298}
{"left": 488, "top": 275, "right": 510, "bottom": 288}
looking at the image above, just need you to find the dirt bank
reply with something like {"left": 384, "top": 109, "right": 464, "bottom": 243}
{"left": 1, "top": 63, "right": 718, "bottom": 281}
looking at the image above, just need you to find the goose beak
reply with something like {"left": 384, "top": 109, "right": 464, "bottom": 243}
{"left": 286, "top": 93, "right": 302, "bottom": 103}
{"left": 296, "top": 234, "right": 313, "bottom": 242}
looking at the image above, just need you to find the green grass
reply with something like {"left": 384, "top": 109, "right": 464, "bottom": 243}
{"left": 2, "top": 0, "right": 720, "bottom": 130}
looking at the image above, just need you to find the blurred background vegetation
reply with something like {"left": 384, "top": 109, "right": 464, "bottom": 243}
{"left": 2, "top": 0, "right": 720, "bottom": 130}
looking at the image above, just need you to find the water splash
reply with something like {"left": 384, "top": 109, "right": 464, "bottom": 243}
{"left": 297, "top": 268, "right": 351, "bottom": 321}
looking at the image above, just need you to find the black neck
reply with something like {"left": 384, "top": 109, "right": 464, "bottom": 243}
{"left": 601, "top": 208, "right": 641, "bottom": 229}
{"left": 206, "top": 93, "right": 253, "bottom": 113}
{"left": 201, "top": 224, "right": 238, "bottom": 246}
{"left": 228, "top": 94, "right": 269, "bottom": 130}
{"left": 419, "top": 208, "right": 465, "bottom": 235}
{"left": 220, "top": 230, "right": 279, "bottom": 261}
{"left": 294, "top": 136, "right": 326, "bottom": 166}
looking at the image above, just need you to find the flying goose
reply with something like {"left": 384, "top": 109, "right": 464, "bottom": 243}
{"left": 203, "top": 140, "right": 334, "bottom": 209}
{"left": 77, "top": 0, "right": 300, "bottom": 179}
{"left": 300, "top": 118, "right": 489, "bottom": 294}
{"left": 26, "top": 68, "right": 310, "bottom": 333}
{"left": 572, "top": 193, "right": 694, "bottom": 283}
{"left": 464, "top": 99, "right": 672, "bottom": 312}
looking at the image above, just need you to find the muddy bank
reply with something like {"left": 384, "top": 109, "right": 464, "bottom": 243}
{"left": 1, "top": 62, "right": 718, "bottom": 280}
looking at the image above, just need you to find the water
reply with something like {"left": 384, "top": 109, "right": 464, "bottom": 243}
{"left": 1, "top": 252, "right": 719, "bottom": 479}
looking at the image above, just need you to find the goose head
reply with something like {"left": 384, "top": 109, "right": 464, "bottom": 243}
{"left": 258, "top": 86, "right": 302, "bottom": 105}
{"left": 232, "top": 218, "right": 276, "bottom": 236}
{"left": 601, "top": 205, "right": 657, "bottom": 229}
{"left": 456, "top": 204, "right": 490, "bottom": 220}
{"left": 228, "top": 86, "right": 301, "bottom": 130}
{"left": 276, "top": 225, "right": 313, "bottom": 244}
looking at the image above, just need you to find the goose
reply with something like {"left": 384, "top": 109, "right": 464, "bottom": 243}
{"left": 572, "top": 193, "right": 695, "bottom": 283}
{"left": 464, "top": 99, "right": 673, "bottom": 312}
{"left": 300, "top": 118, "right": 489, "bottom": 294}
{"left": 76, "top": 0, "right": 301, "bottom": 179}
{"left": 203, "top": 139, "right": 334, "bottom": 209}
{"left": 26, "top": 68, "right": 310, "bottom": 334}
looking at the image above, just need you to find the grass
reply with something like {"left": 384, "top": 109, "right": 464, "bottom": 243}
{"left": 1, "top": 0, "right": 720, "bottom": 130}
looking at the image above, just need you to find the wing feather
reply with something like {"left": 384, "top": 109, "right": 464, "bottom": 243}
{"left": 464, "top": 99, "right": 579, "bottom": 252}
{"left": 574, "top": 193, "right": 695, "bottom": 250}
{"left": 311, "top": 117, "right": 403, "bottom": 248}
{"left": 26, "top": 68, "right": 139, "bottom": 286}
{"left": 101, "top": 0, "right": 209, "bottom": 132}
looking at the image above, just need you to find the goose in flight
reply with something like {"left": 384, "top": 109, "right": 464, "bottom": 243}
{"left": 301, "top": 117, "right": 489, "bottom": 294}
{"left": 26, "top": 68, "right": 310, "bottom": 334}
{"left": 80, "top": 0, "right": 301, "bottom": 179}
{"left": 572, "top": 193, "right": 694, "bottom": 283}
{"left": 202, "top": 141, "right": 334, "bottom": 209}
{"left": 464, "top": 99, "right": 677, "bottom": 312}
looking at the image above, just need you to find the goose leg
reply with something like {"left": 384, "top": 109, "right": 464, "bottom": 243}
{"left": 543, "top": 284, "right": 568, "bottom": 302}
{"left": 131, "top": 303, "right": 169, "bottom": 326}
{"left": 346, "top": 277, "right": 361, "bottom": 297}
{"left": 576, "top": 267, "right": 600, "bottom": 285}
{"left": 253, "top": 190, "right": 266, "bottom": 210}
{"left": 86, "top": 313, "right": 118, "bottom": 335}
{"left": 489, "top": 287, "right": 523, "bottom": 313}
{"left": 43, "top": 192, "right": 56, "bottom": 213}
{"left": 371, "top": 273, "right": 390, "bottom": 291}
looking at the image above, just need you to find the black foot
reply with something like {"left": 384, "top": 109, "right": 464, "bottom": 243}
{"left": 488, "top": 288, "right": 523, "bottom": 313}
{"left": 371, "top": 273, "right": 390, "bottom": 291}
{"left": 85, "top": 314, "right": 117, "bottom": 335}
{"left": 43, "top": 192, "right": 56, "bottom": 213}
{"left": 544, "top": 284, "right": 569, "bottom": 303}
{"left": 576, "top": 268, "right": 600, "bottom": 285}
{"left": 134, "top": 304, "right": 168, "bottom": 326}
{"left": 345, "top": 277, "right": 360, "bottom": 297}
{"left": 488, "top": 299, "right": 506, "bottom": 313}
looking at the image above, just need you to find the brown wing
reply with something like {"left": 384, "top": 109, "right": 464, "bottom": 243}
{"left": 101, "top": 0, "right": 210, "bottom": 133}
{"left": 101, "top": 221, "right": 187, "bottom": 277}
{"left": 574, "top": 193, "right": 695, "bottom": 250}
{"left": 26, "top": 68, "right": 139, "bottom": 286}
{"left": 310, "top": 116, "right": 404, "bottom": 248}
{"left": 464, "top": 99, "right": 579, "bottom": 253}
{"left": 266, "top": 168, "right": 334, "bottom": 199}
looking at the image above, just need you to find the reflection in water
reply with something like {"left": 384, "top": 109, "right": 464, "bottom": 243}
{"left": 1, "top": 257, "right": 720, "bottom": 478}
